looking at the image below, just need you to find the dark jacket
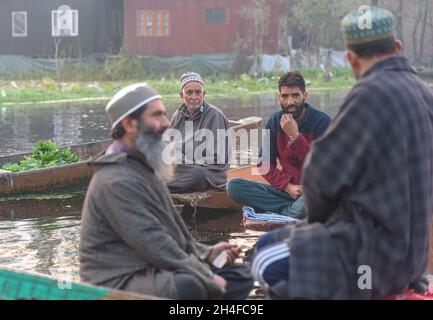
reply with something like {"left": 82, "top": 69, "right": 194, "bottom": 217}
{"left": 258, "top": 105, "right": 331, "bottom": 191}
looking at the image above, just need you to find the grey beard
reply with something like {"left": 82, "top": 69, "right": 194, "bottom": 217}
{"left": 186, "top": 103, "right": 201, "bottom": 115}
{"left": 135, "top": 128, "right": 175, "bottom": 181}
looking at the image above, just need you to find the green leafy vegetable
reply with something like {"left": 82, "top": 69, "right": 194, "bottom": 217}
{"left": 2, "top": 140, "right": 80, "bottom": 172}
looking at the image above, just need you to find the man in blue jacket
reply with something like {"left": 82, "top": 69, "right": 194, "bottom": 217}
{"left": 227, "top": 71, "right": 331, "bottom": 218}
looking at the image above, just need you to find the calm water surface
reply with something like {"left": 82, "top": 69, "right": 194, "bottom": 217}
{"left": 0, "top": 91, "right": 346, "bottom": 156}
{"left": 0, "top": 198, "right": 262, "bottom": 283}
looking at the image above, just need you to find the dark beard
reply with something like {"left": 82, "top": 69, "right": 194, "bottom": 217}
{"left": 135, "top": 124, "right": 175, "bottom": 181}
{"left": 281, "top": 102, "right": 305, "bottom": 122}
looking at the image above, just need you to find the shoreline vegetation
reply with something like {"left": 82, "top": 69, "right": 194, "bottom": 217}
{"left": 0, "top": 67, "right": 357, "bottom": 105}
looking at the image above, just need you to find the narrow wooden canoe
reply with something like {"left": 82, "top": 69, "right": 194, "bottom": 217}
{"left": 0, "top": 116, "right": 262, "bottom": 197}
{"left": 0, "top": 267, "right": 161, "bottom": 300}
{"left": 0, "top": 140, "right": 112, "bottom": 197}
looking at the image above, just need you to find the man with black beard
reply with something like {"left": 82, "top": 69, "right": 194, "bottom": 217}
{"left": 227, "top": 71, "right": 331, "bottom": 217}
{"left": 80, "top": 83, "right": 253, "bottom": 299}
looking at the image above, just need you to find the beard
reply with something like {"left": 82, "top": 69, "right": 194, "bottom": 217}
{"left": 281, "top": 102, "right": 305, "bottom": 122}
{"left": 135, "top": 123, "right": 175, "bottom": 181}
{"left": 186, "top": 102, "right": 202, "bottom": 115}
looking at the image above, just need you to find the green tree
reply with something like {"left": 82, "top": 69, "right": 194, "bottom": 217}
{"left": 382, "top": 0, "right": 433, "bottom": 65}
{"left": 239, "top": 0, "right": 271, "bottom": 77}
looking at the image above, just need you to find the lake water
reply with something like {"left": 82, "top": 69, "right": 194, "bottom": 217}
{"left": 0, "top": 199, "right": 262, "bottom": 285}
{"left": 0, "top": 91, "right": 346, "bottom": 156}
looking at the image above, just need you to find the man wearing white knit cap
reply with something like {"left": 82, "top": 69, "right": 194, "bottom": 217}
{"left": 167, "top": 72, "right": 230, "bottom": 193}
{"left": 80, "top": 83, "right": 253, "bottom": 300}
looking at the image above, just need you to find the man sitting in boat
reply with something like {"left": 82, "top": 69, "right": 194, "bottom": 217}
{"left": 227, "top": 71, "right": 331, "bottom": 218}
{"left": 251, "top": 7, "right": 433, "bottom": 299}
{"left": 80, "top": 83, "right": 253, "bottom": 299}
{"left": 166, "top": 72, "right": 230, "bottom": 193}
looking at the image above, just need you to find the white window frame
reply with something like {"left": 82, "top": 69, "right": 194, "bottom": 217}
{"left": 12, "top": 11, "right": 28, "bottom": 37}
{"left": 52, "top": 6, "right": 79, "bottom": 37}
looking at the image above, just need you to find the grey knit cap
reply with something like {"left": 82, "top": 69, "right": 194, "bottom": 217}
{"left": 105, "top": 83, "right": 162, "bottom": 129}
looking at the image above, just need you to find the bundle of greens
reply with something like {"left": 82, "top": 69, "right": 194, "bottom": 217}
{"left": 2, "top": 140, "right": 80, "bottom": 172}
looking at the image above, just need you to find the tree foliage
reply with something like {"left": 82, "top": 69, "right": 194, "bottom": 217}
{"left": 291, "top": 0, "right": 366, "bottom": 50}
{"left": 289, "top": 0, "right": 433, "bottom": 65}
{"left": 239, "top": 0, "right": 271, "bottom": 76}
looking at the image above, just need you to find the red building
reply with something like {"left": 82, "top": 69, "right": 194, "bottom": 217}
{"left": 123, "top": 0, "right": 288, "bottom": 56}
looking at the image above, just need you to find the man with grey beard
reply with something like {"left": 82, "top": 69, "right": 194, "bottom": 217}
{"left": 167, "top": 72, "right": 230, "bottom": 193}
{"left": 79, "top": 83, "right": 253, "bottom": 299}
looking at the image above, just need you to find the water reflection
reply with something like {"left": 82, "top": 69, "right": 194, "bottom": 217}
{"left": 52, "top": 107, "right": 83, "bottom": 146}
{"left": 0, "top": 91, "right": 348, "bottom": 156}
{"left": 0, "top": 194, "right": 85, "bottom": 220}
{"left": 0, "top": 216, "right": 81, "bottom": 281}
{"left": 0, "top": 204, "right": 263, "bottom": 283}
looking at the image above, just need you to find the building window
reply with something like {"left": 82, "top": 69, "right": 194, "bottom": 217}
{"left": 52, "top": 6, "right": 79, "bottom": 37}
{"left": 137, "top": 11, "right": 170, "bottom": 37}
{"left": 12, "top": 11, "right": 27, "bottom": 37}
{"left": 204, "top": 8, "right": 227, "bottom": 24}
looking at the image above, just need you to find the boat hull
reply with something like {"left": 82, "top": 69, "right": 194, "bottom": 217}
{"left": 0, "top": 267, "right": 160, "bottom": 300}
{"left": 0, "top": 117, "right": 262, "bottom": 197}
{"left": 172, "top": 164, "right": 268, "bottom": 210}
{"left": 0, "top": 140, "right": 111, "bottom": 197}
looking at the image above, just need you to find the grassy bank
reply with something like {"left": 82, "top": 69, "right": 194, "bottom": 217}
{"left": 0, "top": 68, "right": 356, "bottom": 105}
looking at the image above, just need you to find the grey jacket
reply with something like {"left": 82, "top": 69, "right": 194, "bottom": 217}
{"left": 169, "top": 101, "right": 230, "bottom": 189}
{"left": 79, "top": 151, "right": 224, "bottom": 299}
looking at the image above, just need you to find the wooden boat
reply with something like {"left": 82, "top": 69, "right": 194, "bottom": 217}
{"left": 0, "top": 140, "right": 112, "bottom": 197}
{"left": 243, "top": 217, "right": 298, "bottom": 232}
{"left": 0, "top": 116, "right": 262, "bottom": 197}
{"left": 0, "top": 267, "right": 160, "bottom": 300}
{"left": 172, "top": 164, "right": 267, "bottom": 210}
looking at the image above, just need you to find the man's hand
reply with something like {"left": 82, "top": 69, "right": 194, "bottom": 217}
{"left": 207, "top": 242, "right": 241, "bottom": 266}
{"left": 285, "top": 183, "right": 303, "bottom": 199}
{"left": 212, "top": 274, "right": 227, "bottom": 289}
{"left": 280, "top": 114, "right": 300, "bottom": 141}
